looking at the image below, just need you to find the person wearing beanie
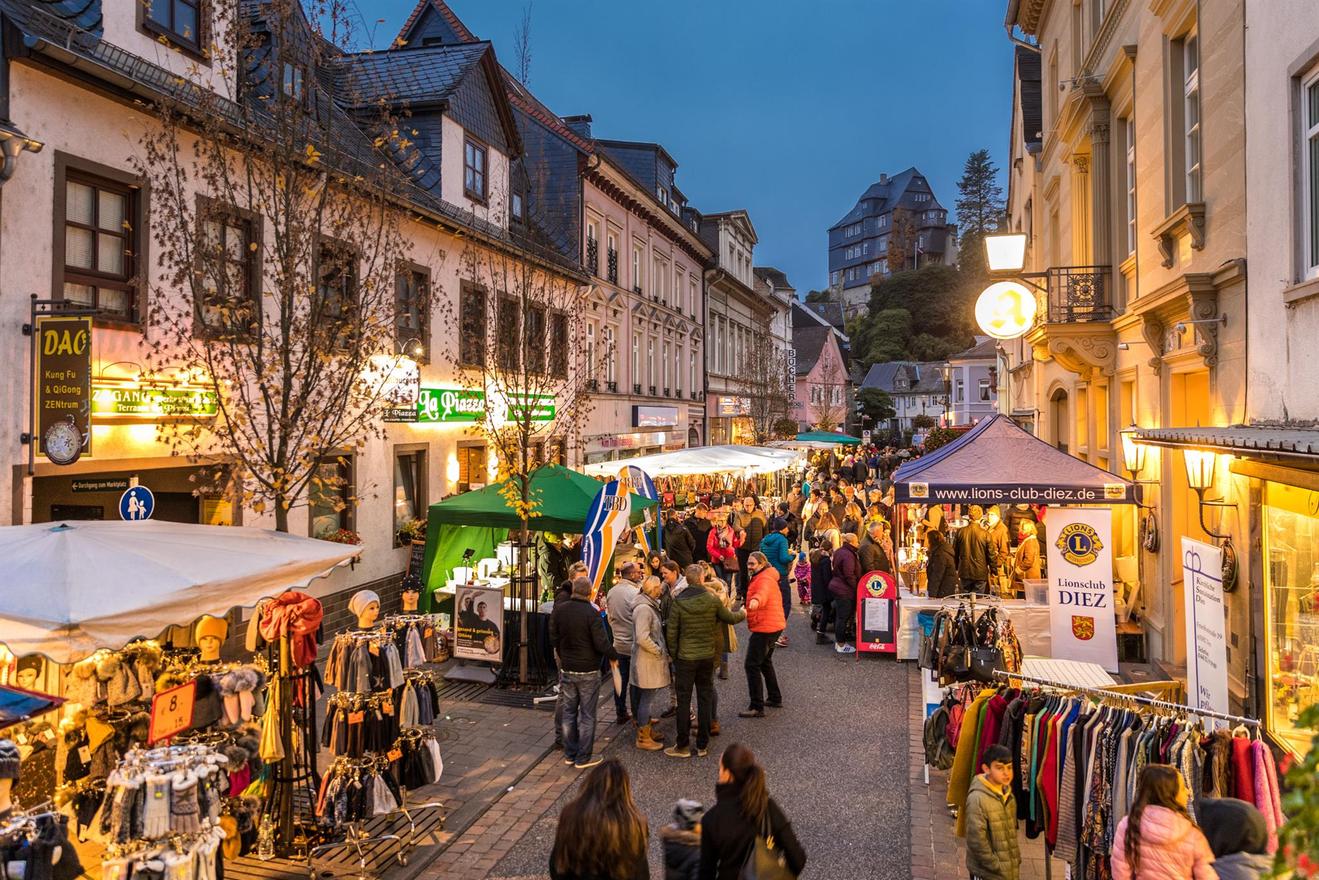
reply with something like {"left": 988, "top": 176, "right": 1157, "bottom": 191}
{"left": 661, "top": 798, "right": 703, "bottom": 880}
{"left": 1197, "top": 797, "right": 1272, "bottom": 880}
{"left": 348, "top": 590, "right": 381, "bottom": 628}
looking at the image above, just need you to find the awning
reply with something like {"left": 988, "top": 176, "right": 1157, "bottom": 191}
{"left": 580, "top": 445, "right": 800, "bottom": 478}
{"left": 795, "top": 430, "right": 861, "bottom": 445}
{"left": 892, "top": 414, "right": 1140, "bottom": 505}
{"left": 1131, "top": 425, "right": 1319, "bottom": 460}
{"left": 0, "top": 521, "right": 361, "bottom": 664}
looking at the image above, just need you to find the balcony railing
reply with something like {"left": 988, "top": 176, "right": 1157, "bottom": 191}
{"left": 586, "top": 378, "right": 599, "bottom": 391}
{"left": 662, "top": 387, "right": 670, "bottom": 396}
{"left": 648, "top": 385, "right": 657, "bottom": 396}
{"left": 607, "top": 249, "right": 618, "bottom": 284}
{"left": 586, "top": 238, "right": 599, "bottom": 277}
{"left": 606, "top": 380, "right": 617, "bottom": 392}
{"left": 1045, "top": 266, "right": 1115, "bottom": 323}
{"left": 633, "top": 383, "right": 642, "bottom": 394}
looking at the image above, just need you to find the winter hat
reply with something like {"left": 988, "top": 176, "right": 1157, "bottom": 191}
{"left": 672, "top": 798, "right": 704, "bottom": 829}
{"left": 348, "top": 590, "right": 380, "bottom": 620}
{"left": 769, "top": 517, "right": 788, "bottom": 532}
{"left": 0, "top": 740, "right": 19, "bottom": 780}
{"left": 195, "top": 615, "right": 228, "bottom": 644}
{"left": 1198, "top": 797, "right": 1269, "bottom": 856}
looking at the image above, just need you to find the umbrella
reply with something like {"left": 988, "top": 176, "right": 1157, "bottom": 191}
{"left": 0, "top": 520, "right": 361, "bottom": 663}
{"left": 579, "top": 445, "right": 800, "bottom": 477}
{"left": 427, "top": 464, "right": 656, "bottom": 533}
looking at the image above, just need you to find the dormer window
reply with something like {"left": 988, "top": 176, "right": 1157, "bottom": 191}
{"left": 511, "top": 192, "right": 524, "bottom": 221}
{"left": 464, "top": 138, "right": 488, "bottom": 203}
{"left": 141, "top": 0, "right": 205, "bottom": 58}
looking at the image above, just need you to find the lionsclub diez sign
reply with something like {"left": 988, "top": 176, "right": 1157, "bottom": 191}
{"left": 899, "top": 481, "right": 1135, "bottom": 505}
{"left": 36, "top": 315, "right": 92, "bottom": 463}
{"left": 1045, "top": 507, "right": 1119, "bottom": 673}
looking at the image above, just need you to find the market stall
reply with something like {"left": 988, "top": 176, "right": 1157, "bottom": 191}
{"left": 581, "top": 445, "right": 802, "bottom": 509}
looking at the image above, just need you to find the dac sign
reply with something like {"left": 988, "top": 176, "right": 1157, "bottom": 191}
{"left": 974, "top": 281, "right": 1037, "bottom": 340}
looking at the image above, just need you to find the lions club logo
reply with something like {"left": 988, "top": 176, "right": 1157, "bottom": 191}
{"left": 1071, "top": 615, "right": 1096, "bottom": 641}
{"left": 1056, "top": 522, "right": 1103, "bottom": 566}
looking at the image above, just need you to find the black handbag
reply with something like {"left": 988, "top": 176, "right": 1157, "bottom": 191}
{"left": 739, "top": 814, "right": 797, "bottom": 880}
{"left": 968, "top": 646, "right": 1005, "bottom": 683}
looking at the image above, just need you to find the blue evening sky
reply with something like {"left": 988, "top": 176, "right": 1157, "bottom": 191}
{"left": 361, "top": 0, "right": 1014, "bottom": 295}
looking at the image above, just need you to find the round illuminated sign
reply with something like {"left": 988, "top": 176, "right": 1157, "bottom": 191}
{"left": 974, "top": 281, "right": 1038, "bottom": 340}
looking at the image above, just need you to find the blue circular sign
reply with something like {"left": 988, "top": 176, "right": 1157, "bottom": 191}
{"left": 119, "top": 486, "right": 155, "bottom": 521}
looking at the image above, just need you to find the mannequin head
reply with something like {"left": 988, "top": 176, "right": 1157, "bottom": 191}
{"left": 348, "top": 590, "right": 381, "bottom": 628}
{"left": 400, "top": 575, "right": 422, "bottom": 613}
{"left": 194, "top": 616, "right": 228, "bottom": 662}
{"left": 14, "top": 656, "right": 43, "bottom": 690}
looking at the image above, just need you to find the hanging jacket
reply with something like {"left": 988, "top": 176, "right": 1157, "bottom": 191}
{"left": 950, "top": 688, "right": 995, "bottom": 837}
{"left": 1111, "top": 806, "right": 1216, "bottom": 880}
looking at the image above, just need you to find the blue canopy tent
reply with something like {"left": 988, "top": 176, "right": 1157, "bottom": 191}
{"left": 893, "top": 415, "right": 1141, "bottom": 505}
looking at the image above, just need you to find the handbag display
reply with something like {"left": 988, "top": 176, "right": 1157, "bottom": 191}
{"left": 968, "top": 646, "right": 1005, "bottom": 683}
{"left": 739, "top": 814, "right": 797, "bottom": 880}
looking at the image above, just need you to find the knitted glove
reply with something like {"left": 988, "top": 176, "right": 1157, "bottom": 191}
{"left": 169, "top": 771, "right": 201, "bottom": 835}
{"left": 143, "top": 773, "right": 171, "bottom": 840}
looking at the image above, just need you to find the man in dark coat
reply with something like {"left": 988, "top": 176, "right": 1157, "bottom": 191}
{"left": 685, "top": 503, "right": 713, "bottom": 564}
{"left": 549, "top": 576, "right": 619, "bottom": 769}
{"left": 859, "top": 520, "right": 893, "bottom": 575}
{"left": 954, "top": 504, "right": 998, "bottom": 595}
{"left": 664, "top": 515, "right": 696, "bottom": 569}
{"left": 827, "top": 533, "right": 862, "bottom": 653}
{"left": 925, "top": 531, "right": 959, "bottom": 598}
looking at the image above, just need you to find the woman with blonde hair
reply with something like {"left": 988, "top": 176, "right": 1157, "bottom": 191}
{"left": 549, "top": 759, "right": 649, "bottom": 880}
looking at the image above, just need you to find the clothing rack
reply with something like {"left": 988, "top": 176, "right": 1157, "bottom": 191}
{"left": 992, "top": 669, "right": 1261, "bottom": 728}
{"left": 0, "top": 804, "right": 56, "bottom": 839}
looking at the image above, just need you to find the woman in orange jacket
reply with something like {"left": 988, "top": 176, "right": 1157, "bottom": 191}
{"left": 738, "top": 552, "right": 786, "bottom": 718}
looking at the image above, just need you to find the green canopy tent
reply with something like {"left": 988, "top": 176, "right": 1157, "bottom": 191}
{"left": 418, "top": 464, "right": 656, "bottom": 609}
{"left": 796, "top": 430, "right": 862, "bottom": 445}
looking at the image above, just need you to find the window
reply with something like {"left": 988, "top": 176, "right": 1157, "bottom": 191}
{"left": 464, "top": 138, "right": 487, "bottom": 202}
{"left": 196, "top": 201, "right": 259, "bottom": 337}
{"left": 632, "top": 244, "right": 643, "bottom": 292}
{"left": 523, "top": 303, "right": 546, "bottom": 374}
{"left": 1183, "top": 30, "right": 1202, "bottom": 203}
{"left": 604, "top": 325, "right": 617, "bottom": 384}
{"left": 1124, "top": 118, "right": 1137, "bottom": 256}
{"left": 58, "top": 159, "right": 142, "bottom": 322}
{"left": 549, "top": 312, "right": 568, "bottom": 378}
{"left": 631, "top": 333, "right": 640, "bottom": 388}
{"left": 316, "top": 242, "right": 357, "bottom": 348}
{"left": 674, "top": 267, "right": 683, "bottom": 309}
{"left": 1303, "top": 67, "right": 1319, "bottom": 278}
{"left": 282, "top": 63, "right": 305, "bottom": 101}
{"left": 673, "top": 344, "right": 681, "bottom": 394}
{"left": 142, "top": 0, "right": 203, "bottom": 54}
{"left": 308, "top": 456, "right": 353, "bottom": 538}
{"left": 690, "top": 278, "right": 698, "bottom": 315}
{"left": 978, "top": 378, "right": 991, "bottom": 402}
{"left": 689, "top": 348, "right": 698, "bottom": 395}
{"left": 395, "top": 265, "right": 429, "bottom": 362}
{"left": 955, "top": 379, "right": 964, "bottom": 403}
{"left": 647, "top": 337, "right": 655, "bottom": 390}
{"left": 653, "top": 256, "right": 665, "bottom": 303}
{"left": 456, "top": 445, "right": 487, "bottom": 492}
{"left": 511, "top": 192, "right": 523, "bottom": 221}
{"left": 496, "top": 294, "right": 520, "bottom": 371}
{"left": 586, "top": 323, "right": 596, "bottom": 379}
{"left": 606, "top": 233, "right": 619, "bottom": 284}
{"left": 458, "top": 283, "right": 486, "bottom": 367}
{"left": 393, "top": 448, "right": 426, "bottom": 543}
{"left": 586, "top": 220, "right": 599, "bottom": 276}
{"left": 662, "top": 340, "right": 670, "bottom": 390}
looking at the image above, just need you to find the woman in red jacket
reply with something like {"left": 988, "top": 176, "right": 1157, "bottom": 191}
{"left": 739, "top": 552, "right": 786, "bottom": 718}
{"left": 707, "top": 511, "right": 743, "bottom": 594}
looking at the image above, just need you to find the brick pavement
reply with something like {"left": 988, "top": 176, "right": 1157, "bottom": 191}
{"left": 907, "top": 665, "right": 1061, "bottom": 880}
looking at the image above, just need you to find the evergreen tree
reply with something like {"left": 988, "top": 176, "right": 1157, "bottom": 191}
{"left": 955, "top": 149, "right": 1006, "bottom": 279}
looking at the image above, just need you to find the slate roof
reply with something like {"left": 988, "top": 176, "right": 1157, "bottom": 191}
{"left": 1016, "top": 46, "right": 1043, "bottom": 152}
{"left": 754, "top": 266, "right": 794, "bottom": 292}
{"left": 798, "top": 299, "right": 847, "bottom": 331}
{"left": 331, "top": 42, "right": 490, "bottom": 107}
{"left": 793, "top": 325, "right": 836, "bottom": 375}
{"left": 830, "top": 166, "right": 946, "bottom": 230}
{"left": 949, "top": 337, "right": 998, "bottom": 362}
{"left": 861, "top": 361, "right": 947, "bottom": 395}
{"left": 396, "top": 0, "right": 477, "bottom": 45}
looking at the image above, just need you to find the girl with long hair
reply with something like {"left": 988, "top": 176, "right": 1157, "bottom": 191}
{"left": 699, "top": 744, "right": 805, "bottom": 880}
{"left": 549, "top": 758, "right": 649, "bottom": 880}
{"left": 1111, "top": 764, "right": 1215, "bottom": 880}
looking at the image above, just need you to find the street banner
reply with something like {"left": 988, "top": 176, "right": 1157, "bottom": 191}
{"left": 1046, "top": 506, "right": 1119, "bottom": 673}
{"left": 1181, "top": 537, "right": 1229, "bottom": 722}
{"left": 453, "top": 583, "right": 504, "bottom": 663}
{"left": 621, "top": 465, "right": 659, "bottom": 554}
{"left": 582, "top": 476, "right": 633, "bottom": 596}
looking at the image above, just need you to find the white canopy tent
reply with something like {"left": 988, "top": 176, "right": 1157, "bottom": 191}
{"left": 581, "top": 445, "right": 801, "bottom": 478}
{"left": 768, "top": 439, "right": 838, "bottom": 451}
{"left": 0, "top": 520, "right": 362, "bottom": 663}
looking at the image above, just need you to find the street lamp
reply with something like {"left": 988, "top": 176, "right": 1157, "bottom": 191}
{"left": 1182, "top": 447, "right": 1236, "bottom": 540}
{"left": 984, "top": 232, "right": 1028, "bottom": 274}
{"left": 1119, "top": 424, "right": 1147, "bottom": 479}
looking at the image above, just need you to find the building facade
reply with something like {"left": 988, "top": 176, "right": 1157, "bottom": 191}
{"left": 945, "top": 337, "right": 999, "bottom": 426}
{"left": 859, "top": 361, "right": 949, "bottom": 434}
{"left": 1000, "top": 0, "right": 1247, "bottom": 709}
{"left": 827, "top": 167, "right": 958, "bottom": 316}
{"left": 791, "top": 302, "right": 850, "bottom": 431}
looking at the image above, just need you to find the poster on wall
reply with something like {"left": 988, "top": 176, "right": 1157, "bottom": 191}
{"left": 1046, "top": 506, "right": 1119, "bottom": 673}
{"left": 453, "top": 583, "right": 504, "bottom": 663}
{"left": 1181, "top": 537, "right": 1229, "bottom": 721}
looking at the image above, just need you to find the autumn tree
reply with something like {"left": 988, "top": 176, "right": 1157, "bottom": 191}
{"left": 886, "top": 207, "right": 919, "bottom": 272}
{"left": 135, "top": 0, "right": 425, "bottom": 534}
{"left": 733, "top": 331, "right": 795, "bottom": 444}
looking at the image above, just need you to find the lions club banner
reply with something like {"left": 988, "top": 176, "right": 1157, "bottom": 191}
{"left": 582, "top": 476, "right": 633, "bottom": 597}
{"left": 1046, "top": 507, "right": 1119, "bottom": 673}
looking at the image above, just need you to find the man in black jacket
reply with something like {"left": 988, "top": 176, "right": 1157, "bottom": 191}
{"left": 664, "top": 514, "right": 696, "bottom": 569}
{"left": 549, "top": 577, "right": 619, "bottom": 769}
{"left": 859, "top": 520, "right": 892, "bottom": 575}
{"left": 954, "top": 505, "right": 998, "bottom": 595}
{"left": 686, "top": 503, "right": 713, "bottom": 563}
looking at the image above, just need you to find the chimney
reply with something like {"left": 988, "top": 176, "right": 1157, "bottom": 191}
{"left": 879, "top": 173, "right": 888, "bottom": 185}
{"left": 561, "top": 114, "right": 593, "bottom": 139}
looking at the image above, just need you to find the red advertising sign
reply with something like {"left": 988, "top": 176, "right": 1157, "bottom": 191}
{"left": 856, "top": 570, "right": 898, "bottom": 655}
{"left": 148, "top": 680, "right": 197, "bottom": 744}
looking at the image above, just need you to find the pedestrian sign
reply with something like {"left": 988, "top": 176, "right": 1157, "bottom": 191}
{"left": 119, "top": 485, "right": 155, "bottom": 521}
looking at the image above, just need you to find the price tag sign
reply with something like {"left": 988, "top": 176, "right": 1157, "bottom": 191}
{"left": 386, "top": 748, "right": 403, "bottom": 762}
{"left": 148, "top": 681, "right": 197, "bottom": 744}
{"left": 347, "top": 711, "right": 365, "bottom": 725}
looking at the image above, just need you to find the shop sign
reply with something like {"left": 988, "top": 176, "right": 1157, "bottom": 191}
{"left": 974, "top": 281, "right": 1037, "bottom": 340}
{"left": 786, "top": 348, "right": 797, "bottom": 389}
{"left": 91, "top": 384, "right": 218, "bottom": 419}
{"left": 633, "top": 405, "right": 678, "bottom": 428}
{"left": 453, "top": 583, "right": 504, "bottom": 663}
{"left": 715, "top": 395, "right": 750, "bottom": 417}
{"left": 71, "top": 478, "right": 130, "bottom": 493}
{"left": 1181, "top": 537, "right": 1229, "bottom": 722}
{"left": 373, "top": 355, "right": 420, "bottom": 423}
{"left": 35, "top": 315, "right": 92, "bottom": 465}
{"left": 416, "top": 388, "right": 555, "bottom": 424}
{"left": 1045, "top": 507, "right": 1119, "bottom": 673}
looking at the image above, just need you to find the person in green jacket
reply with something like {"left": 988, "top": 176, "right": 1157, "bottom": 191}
{"left": 963, "top": 744, "right": 1021, "bottom": 880}
{"left": 664, "top": 564, "right": 745, "bottom": 759}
